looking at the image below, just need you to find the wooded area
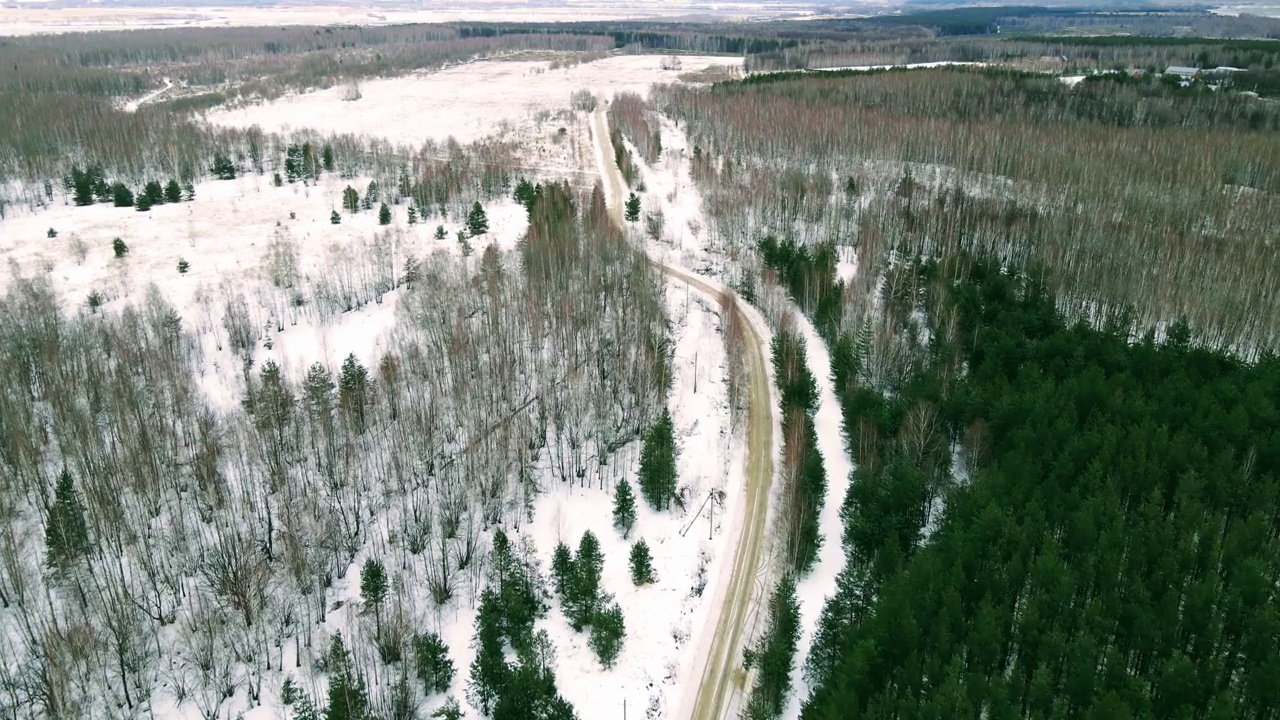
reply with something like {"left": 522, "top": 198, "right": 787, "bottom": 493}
{"left": 648, "top": 54, "right": 1278, "bottom": 720}
{"left": 659, "top": 66, "right": 1280, "bottom": 356}
{"left": 0, "top": 174, "right": 671, "bottom": 718}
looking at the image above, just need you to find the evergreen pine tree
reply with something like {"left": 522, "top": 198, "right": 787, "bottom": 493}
{"left": 135, "top": 192, "right": 153, "bottom": 212}
{"left": 567, "top": 531, "right": 604, "bottom": 630}
{"left": 45, "top": 468, "right": 90, "bottom": 568}
{"left": 293, "top": 695, "right": 321, "bottom": 720}
{"left": 430, "top": 698, "right": 463, "bottom": 720}
{"left": 342, "top": 186, "right": 359, "bottom": 214}
{"left": 629, "top": 540, "right": 655, "bottom": 585}
{"left": 466, "top": 201, "right": 489, "bottom": 236}
{"left": 330, "top": 210, "right": 341, "bottom": 225}
{"left": 742, "top": 576, "right": 800, "bottom": 720}
{"left": 407, "top": 205, "right": 417, "bottom": 225}
{"left": 324, "top": 633, "right": 369, "bottom": 720}
{"left": 111, "top": 182, "right": 134, "bottom": 208}
{"left": 212, "top": 153, "right": 236, "bottom": 180}
{"left": 177, "top": 258, "right": 190, "bottom": 274}
{"left": 164, "top": 179, "right": 182, "bottom": 204}
{"left": 71, "top": 167, "right": 95, "bottom": 206}
{"left": 143, "top": 180, "right": 165, "bottom": 206}
{"left": 414, "top": 632, "right": 455, "bottom": 694}
{"left": 182, "top": 181, "right": 195, "bottom": 202}
{"left": 378, "top": 202, "right": 392, "bottom": 225}
{"left": 322, "top": 144, "right": 335, "bottom": 171}
{"left": 89, "top": 166, "right": 109, "bottom": 202}
{"left": 638, "top": 409, "right": 677, "bottom": 510}
{"left": 338, "top": 353, "right": 370, "bottom": 432}
{"left": 402, "top": 255, "right": 421, "bottom": 288}
{"left": 612, "top": 478, "right": 637, "bottom": 538}
{"left": 467, "top": 589, "right": 509, "bottom": 716}
{"left": 513, "top": 177, "right": 536, "bottom": 212}
{"left": 588, "top": 599, "right": 625, "bottom": 669}
{"left": 281, "top": 677, "right": 302, "bottom": 706}
{"left": 360, "top": 558, "right": 388, "bottom": 610}
{"left": 112, "top": 237, "right": 129, "bottom": 258}
{"left": 285, "top": 144, "right": 304, "bottom": 183}
{"left": 551, "top": 541, "right": 573, "bottom": 597}
{"left": 252, "top": 360, "right": 294, "bottom": 437}
{"left": 625, "top": 192, "right": 641, "bottom": 222}
{"left": 434, "top": 225, "right": 447, "bottom": 240}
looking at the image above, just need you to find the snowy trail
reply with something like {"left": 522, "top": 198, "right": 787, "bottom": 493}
{"left": 781, "top": 312, "right": 855, "bottom": 719}
{"left": 123, "top": 77, "right": 173, "bottom": 112}
{"left": 590, "top": 106, "right": 778, "bottom": 720}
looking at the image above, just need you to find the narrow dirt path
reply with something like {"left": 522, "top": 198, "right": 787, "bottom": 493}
{"left": 590, "top": 107, "right": 775, "bottom": 720}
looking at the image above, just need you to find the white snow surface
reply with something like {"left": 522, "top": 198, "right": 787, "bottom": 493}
{"left": 209, "top": 55, "right": 744, "bottom": 147}
{"left": 781, "top": 311, "right": 854, "bottom": 719}
{"left": 0, "top": 2, "right": 828, "bottom": 36}
{"left": 0, "top": 174, "right": 530, "bottom": 410}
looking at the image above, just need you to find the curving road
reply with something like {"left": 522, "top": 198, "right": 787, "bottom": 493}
{"left": 590, "top": 107, "right": 775, "bottom": 720}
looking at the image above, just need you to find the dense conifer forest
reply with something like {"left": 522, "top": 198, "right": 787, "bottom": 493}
{"left": 803, "top": 259, "right": 1280, "bottom": 720}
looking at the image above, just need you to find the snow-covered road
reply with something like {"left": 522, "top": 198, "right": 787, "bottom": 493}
{"left": 590, "top": 106, "right": 779, "bottom": 720}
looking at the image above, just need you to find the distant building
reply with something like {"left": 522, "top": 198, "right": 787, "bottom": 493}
{"left": 1164, "top": 66, "right": 1201, "bottom": 79}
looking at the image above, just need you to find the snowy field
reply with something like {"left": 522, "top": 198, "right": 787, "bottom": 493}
{"left": 209, "top": 55, "right": 743, "bottom": 147}
{"left": 0, "top": 1, "right": 827, "bottom": 36}
{"left": 0, "top": 173, "right": 531, "bottom": 407}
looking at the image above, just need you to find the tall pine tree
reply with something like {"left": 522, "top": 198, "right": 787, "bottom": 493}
{"left": 566, "top": 531, "right": 604, "bottom": 631}
{"left": 467, "top": 589, "right": 509, "bottom": 716}
{"left": 338, "top": 354, "right": 370, "bottom": 432}
{"left": 466, "top": 201, "right": 489, "bottom": 236}
{"left": 45, "top": 468, "right": 90, "bottom": 568}
{"left": 612, "top": 479, "right": 637, "bottom": 538}
{"left": 638, "top": 409, "right": 677, "bottom": 510}
{"left": 324, "top": 633, "right": 369, "bottom": 720}
{"left": 629, "top": 540, "right": 655, "bottom": 585}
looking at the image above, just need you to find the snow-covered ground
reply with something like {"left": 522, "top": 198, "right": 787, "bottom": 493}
{"left": 781, "top": 312, "right": 854, "bottom": 719}
{"left": 209, "top": 55, "right": 743, "bottom": 147}
{"left": 622, "top": 114, "right": 722, "bottom": 273}
{"left": 0, "top": 173, "right": 529, "bottom": 409}
{"left": 0, "top": 2, "right": 826, "bottom": 36}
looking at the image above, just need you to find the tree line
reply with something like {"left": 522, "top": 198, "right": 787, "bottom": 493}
{"left": 657, "top": 66, "right": 1280, "bottom": 357}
